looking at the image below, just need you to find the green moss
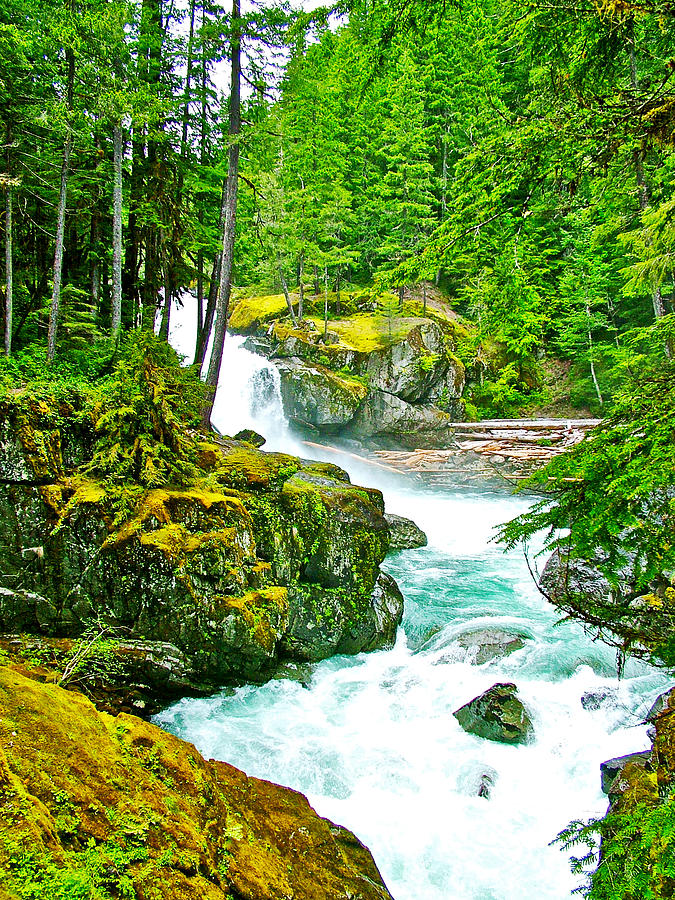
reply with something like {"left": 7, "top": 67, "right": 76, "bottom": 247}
{"left": 229, "top": 294, "right": 289, "bottom": 334}
{"left": 215, "top": 446, "right": 301, "bottom": 492}
{"left": 0, "top": 668, "right": 391, "bottom": 900}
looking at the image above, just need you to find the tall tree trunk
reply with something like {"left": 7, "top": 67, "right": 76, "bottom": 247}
{"left": 159, "top": 245, "right": 171, "bottom": 340}
{"left": 47, "top": 44, "right": 75, "bottom": 362}
{"left": 629, "top": 31, "right": 668, "bottom": 326}
{"left": 586, "top": 299, "right": 603, "bottom": 406}
{"left": 201, "top": 0, "right": 242, "bottom": 427}
{"left": 313, "top": 264, "right": 319, "bottom": 295}
{"left": 195, "top": 20, "right": 209, "bottom": 357}
{"left": 111, "top": 121, "right": 123, "bottom": 337}
{"left": 298, "top": 252, "right": 304, "bottom": 320}
{"left": 422, "top": 280, "right": 427, "bottom": 317}
{"left": 195, "top": 177, "right": 227, "bottom": 368}
{"left": 278, "top": 259, "right": 297, "bottom": 325}
{"left": 4, "top": 183, "right": 12, "bottom": 357}
{"left": 180, "top": 0, "right": 197, "bottom": 158}
{"left": 336, "top": 270, "right": 341, "bottom": 315}
{"left": 323, "top": 266, "right": 329, "bottom": 338}
{"left": 90, "top": 213, "right": 100, "bottom": 313}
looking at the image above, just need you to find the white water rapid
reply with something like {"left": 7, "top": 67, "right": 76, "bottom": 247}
{"left": 161, "top": 298, "right": 671, "bottom": 900}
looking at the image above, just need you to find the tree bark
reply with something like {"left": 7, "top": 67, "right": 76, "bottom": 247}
{"left": 298, "top": 252, "right": 304, "bottom": 320}
{"left": 47, "top": 45, "right": 75, "bottom": 362}
{"left": 629, "top": 31, "right": 668, "bottom": 327}
{"left": 278, "top": 258, "right": 297, "bottom": 324}
{"left": 47, "top": 135, "right": 72, "bottom": 362}
{"left": 111, "top": 121, "right": 123, "bottom": 337}
{"left": 4, "top": 183, "right": 12, "bottom": 357}
{"left": 195, "top": 177, "right": 227, "bottom": 368}
{"left": 201, "top": 0, "right": 242, "bottom": 427}
{"left": 323, "top": 266, "right": 329, "bottom": 338}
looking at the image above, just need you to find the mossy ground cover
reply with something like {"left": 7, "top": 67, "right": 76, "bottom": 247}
{"left": 0, "top": 667, "right": 393, "bottom": 900}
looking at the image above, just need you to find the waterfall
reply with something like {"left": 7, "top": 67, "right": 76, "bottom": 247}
{"left": 164, "top": 295, "right": 670, "bottom": 900}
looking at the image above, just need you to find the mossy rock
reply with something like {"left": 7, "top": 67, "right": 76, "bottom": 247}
{"left": 0, "top": 666, "right": 393, "bottom": 900}
{"left": 453, "top": 682, "right": 534, "bottom": 745}
{"left": 229, "top": 293, "right": 289, "bottom": 334}
{"left": 0, "top": 406, "right": 403, "bottom": 686}
{"left": 277, "top": 359, "right": 368, "bottom": 429}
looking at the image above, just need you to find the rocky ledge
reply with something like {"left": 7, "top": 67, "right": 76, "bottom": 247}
{"left": 0, "top": 391, "right": 403, "bottom": 695}
{"left": 0, "top": 665, "right": 393, "bottom": 900}
{"left": 245, "top": 316, "right": 466, "bottom": 442}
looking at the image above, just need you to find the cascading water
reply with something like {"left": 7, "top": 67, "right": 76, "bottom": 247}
{"left": 162, "top": 297, "right": 671, "bottom": 899}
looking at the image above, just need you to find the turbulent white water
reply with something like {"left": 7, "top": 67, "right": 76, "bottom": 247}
{"left": 162, "top": 297, "right": 671, "bottom": 899}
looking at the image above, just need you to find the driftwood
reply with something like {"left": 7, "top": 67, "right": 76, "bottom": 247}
{"left": 369, "top": 419, "right": 600, "bottom": 486}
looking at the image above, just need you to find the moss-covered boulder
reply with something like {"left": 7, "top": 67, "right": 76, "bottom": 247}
{"left": 453, "top": 682, "right": 534, "bottom": 745}
{"left": 277, "top": 359, "right": 368, "bottom": 429}
{"left": 0, "top": 666, "right": 393, "bottom": 900}
{"left": 0, "top": 395, "right": 403, "bottom": 688}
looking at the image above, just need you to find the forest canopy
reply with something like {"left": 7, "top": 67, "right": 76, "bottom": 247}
{"left": 2, "top": 0, "right": 675, "bottom": 650}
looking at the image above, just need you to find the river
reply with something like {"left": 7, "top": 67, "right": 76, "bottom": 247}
{"left": 157, "top": 311, "right": 670, "bottom": 899}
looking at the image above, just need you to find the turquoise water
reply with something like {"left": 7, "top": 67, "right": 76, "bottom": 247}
{"left": 162, "top": 310, "right": 671, "bottom": 900}
{"left": 156, "top": 482, "right": 669, "bottom": 900}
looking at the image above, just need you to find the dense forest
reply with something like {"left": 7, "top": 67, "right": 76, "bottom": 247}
{"left": 3, "top": 0, "right": 675, "bottom": 405}
{"left": 3, "top": 0, "right": 675, "bottom": 896}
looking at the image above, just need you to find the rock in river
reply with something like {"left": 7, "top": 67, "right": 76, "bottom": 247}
{"left": 453, "top": 682, "right": 534, "bottom": 745}
{"left": 385, "top": 513, "right": 428, "bottom": 551}
{"left": 454, "top": 628, "right": 527, "bottom": 665}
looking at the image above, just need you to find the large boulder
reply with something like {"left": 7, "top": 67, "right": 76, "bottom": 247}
{"left": 385, "top": 513, "right": 428, "bottom": 551}
{"left": 0, "top": 666, "right": 394, "bottom": 900}
{"left": 453, "top": 682, "right": 534, "bottom": 745}
{"left": 351, "top": 390, "right": 452, "bottom": 439}
{"left": 0, "top": 398, "right": 403, "bottom": 687}
{"left": 365, "top": 322, "right": 450, "bottom": 403}
{"left": 277, "top": 358, "right": 368, "bottom": 428}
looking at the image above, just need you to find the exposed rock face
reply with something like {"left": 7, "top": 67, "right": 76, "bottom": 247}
{"left": 277, "top": 359, "right": 368, "bottom": 428}
{"left": 0, "top": 666, "right": 394, "bottom": 900}
{"left": 365, "top": 322, "right": 451, "bottom": 403}
{"left": 453, "top": 629, "right": 527, "bottom": 665}
{"left": 540, "top": 549, "right": 613, "bottom": 605}
{"left": 385, "top": 513, "right": 428, "bottom": 551}
{"left": 453, "top": 682, "right": 534, "bottom": 745}
{"left": 351, "top": 390, "right": 452, "bottom": 438}
{"left": 0, "top": 398, "right": 402, "bottom": 689}
{"left": 258, "top": 318, "right": 467, "bottom": 439}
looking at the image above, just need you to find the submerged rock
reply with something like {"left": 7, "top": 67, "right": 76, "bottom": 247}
{"left": 581, "top": 688, "right": 618, "bottom": 711}
{"left": 453, "top": 682, "right": 534, "bottom": 745}
{"left": 457, "top": 762, "right": 498, "bottom": 800}
{"left": 454, "top": 628, "right": 527, "bottom": 665}
{"left": 385, "top": 513, "right": 428, "bottom": 551}
{"left": 0, "top": 666, "right": 394, "bottom": 900}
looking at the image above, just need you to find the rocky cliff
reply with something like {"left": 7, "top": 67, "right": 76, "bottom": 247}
{"left": 237, "top": 310, "right": 467, "bottom": 443}
{"left": 0, "top": 345, "right": 403, "bottom": 695}
{"left": 0, "top": 664, "right": 393, "bottom": 900}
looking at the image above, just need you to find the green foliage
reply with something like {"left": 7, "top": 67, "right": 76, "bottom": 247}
{"left": 86, "top": 332, "right": 206, "bottom": 488}
{"left": 554, "top": 795, "right": 675, "bottom": 899}
{"left": 499, "top": 321, "right": 675, "bottom": 663}
{"left": 57, "top": 620, "right": 124, "bottom": 690}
